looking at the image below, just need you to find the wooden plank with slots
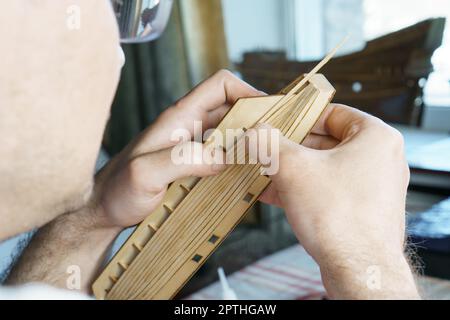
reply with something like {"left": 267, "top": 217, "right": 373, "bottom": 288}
{"left": 93, "top": 65, "right": 336, "bottom": 300}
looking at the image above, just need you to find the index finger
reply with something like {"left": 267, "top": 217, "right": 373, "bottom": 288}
{"left": 175, "top": 69, "right": 263, "bottom": 112}
{"left": 132, "top": 70, "right": 263, "bottom": 155}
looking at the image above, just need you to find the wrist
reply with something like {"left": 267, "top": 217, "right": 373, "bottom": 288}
{"left": 319, "top": 250, "right": 419, "bottom": 299}
{"left": 62, "top": 204, "right": 122, "bottom": 238}
{"left": 9, "top": 205, "right": 123, "bottom": 291}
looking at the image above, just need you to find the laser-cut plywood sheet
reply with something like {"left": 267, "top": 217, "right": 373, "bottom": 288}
{"left": 92, "top": 73, "right": 335, "bottom": 300}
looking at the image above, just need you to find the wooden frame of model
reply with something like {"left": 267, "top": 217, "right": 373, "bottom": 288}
{"left": 93, "top": 56, "right": 337, "bottom": 300}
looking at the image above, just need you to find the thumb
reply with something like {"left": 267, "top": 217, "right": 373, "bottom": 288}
{"left": 246, "top": 124, "right": 313, "bottom": 178}
{"left": 247, "top": 124, "right": 318, "bottom": 187}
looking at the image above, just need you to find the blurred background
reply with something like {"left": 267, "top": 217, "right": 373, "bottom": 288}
{"left": 104, "top": 0, "right": 450, "bottom": 299}
{"left": 2, "top": 0, "right": 450, "bottom": 299}
{"left": 104, "top": 0, "right": 449, "bottom": 157}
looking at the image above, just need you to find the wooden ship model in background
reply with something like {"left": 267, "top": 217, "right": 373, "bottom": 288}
{"left": 239, "top": 18, "right": 446, "bottom": 125}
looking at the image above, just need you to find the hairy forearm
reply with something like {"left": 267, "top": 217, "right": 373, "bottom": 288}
{"left": 5, "top": 207, "right": 120, "bottom": 294}
{"left": 319, "top": 252, "right": 420, "bottom": 300}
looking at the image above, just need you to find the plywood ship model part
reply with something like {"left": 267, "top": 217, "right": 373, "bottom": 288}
{"left": 93, "top": 48, "right": 339, "bottom": 300}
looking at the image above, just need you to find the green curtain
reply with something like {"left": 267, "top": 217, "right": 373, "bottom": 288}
{"left": 104, "top": 2, "right": 191, "bottom": 155}
{"left": 104, "top": 0, "right": 229, "bottom": 155}
{"left": 104, "top": 0, "right": 230, "bottom": 155}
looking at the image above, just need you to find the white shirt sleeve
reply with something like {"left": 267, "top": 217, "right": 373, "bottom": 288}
{"left": 0, "top": 283, "right": 92, "bottom": 300}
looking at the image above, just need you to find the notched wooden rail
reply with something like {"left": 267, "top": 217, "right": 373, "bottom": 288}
{"left": 93, "top": 45, "right": 341, "bottom": 298}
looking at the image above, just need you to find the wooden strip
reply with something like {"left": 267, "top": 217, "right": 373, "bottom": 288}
{"left": 132, "top": 160, "right": 258, "bottom": 298}
{"left": 110, "top": 164, "right": 248, "bottom": 298}
{"left": 138, "top": 166, "right": 261, "bottom": 298}
{"left": 149, "top": 85, "right": 324, "bottom": 298}
{"left": 114, "top": 89, "right": 304, "bottom": 298}
{"left": 258, "top": 38, "right": 346, "bottom": 124}
{"left": 93, "top": 72, "right": 335, "bottom": 300}
{"left": 131, "top": 85, "right": 316, "bottom": 298}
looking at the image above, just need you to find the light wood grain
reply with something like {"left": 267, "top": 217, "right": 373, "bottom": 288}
{"left": 93, "top": 73, "right": 335, "bottom": 300}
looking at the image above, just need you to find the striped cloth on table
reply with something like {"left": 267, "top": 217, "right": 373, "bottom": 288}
{"left": 186, "top": 245, "right": 326, "bottom": 300}
{"left": 187, "top": 244, "right": 450, "bottom": 300}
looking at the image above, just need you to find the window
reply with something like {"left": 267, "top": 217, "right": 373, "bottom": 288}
{"left": 222, "top": 0, "right": 450, "bottom": 129}
{"left": 364, "top": 0, "right": 450, "bottom": 107}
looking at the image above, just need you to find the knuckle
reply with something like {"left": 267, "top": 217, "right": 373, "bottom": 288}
{"left": 127, "top": 157, "right": 146, "bottom": 187}
{"left": 173, "top": 99, "right": 185, "bottom": 111}
{"left": 214, "top": 69, "right": 238, "bottom": 85}
{"left": 127, "top": 157, "right": 163, "bottom": 194}
{"left": 368, "top": 121, "right": 405, "bottom": 150}
{"left": 387, "top": 127, "right": 405, "bottom": 147}
{"left": 216, "top": 69, "right": 233, "bottom": 79}
{"left": 344, "top": 121, "right": 362, "bottom": 138}
{"left": 382, "top": 126, "right": 405, "bottom": 153}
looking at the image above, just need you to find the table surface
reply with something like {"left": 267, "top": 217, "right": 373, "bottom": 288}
{"left": 395, "top": 125, "right": 450, "bottom": 173}
{"left": 187, "top": 244, "right": 450, "bottom": 300}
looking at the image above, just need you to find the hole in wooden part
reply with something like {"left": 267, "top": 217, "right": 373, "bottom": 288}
{"left": 138, "top": 228, "right": 154, "bottom": 248}
{"left": 118, "top": 261, "right": 128, "bottom": 270}
{"left": 243, "top": 192, "right": 254, "bottom": 203}
{"left": 180, "top": 184, "right": 191, "bottom": 192}
{"left": 148, "top": 224, "right": 158, "bottom": 232}
{"left": 109, "top": 275, "right": 118, "bottom": 283}
{"left": 163, "top": 204, "right": 173, "bottom": 213}
{"left": 112, "top": 263, "right": 125, "bottom": 279}
{"left": 242, "top": 127, "right": 248, "bottom": 132}
{"left": 133, "top": 243, "right": 143, "bottom": 252}
{"left": 208, "top": 235, "right": 219, "bottom": 244}
{"left": 192, "top": 254, "right": 203, "bottom": 263}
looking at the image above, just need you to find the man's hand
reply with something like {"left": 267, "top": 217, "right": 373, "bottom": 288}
{"left": 89, "top": 69, "right": 262, "bottom": 229}
{"left": 6, "top": 70, "right": 262, "bottom": 292}
{"left": 257, "top": 104, "right": 420, "bottom": 299}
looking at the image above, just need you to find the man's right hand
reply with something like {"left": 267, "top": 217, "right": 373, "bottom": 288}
{"left": 257, "top": 104, "right": 420, "bottom": 299}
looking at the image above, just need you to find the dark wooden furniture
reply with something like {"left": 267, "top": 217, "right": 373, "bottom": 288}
{"left": 408, "top": 197, "right": 450, "bottom": 280}
{"left": 399, "top": 125, "right": 450, "bottom": 279}
{"left": 239, "top": 18, "right": 446, "bottom": 125}
{"left": 396, "top": 125, "right": 450, "bottom": 191}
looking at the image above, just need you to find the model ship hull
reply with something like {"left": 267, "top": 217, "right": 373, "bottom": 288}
{"left": 93, "top": 74, "right": 335, "bottom": 300}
